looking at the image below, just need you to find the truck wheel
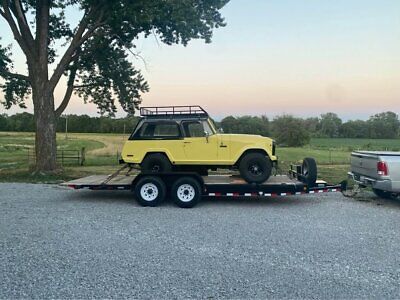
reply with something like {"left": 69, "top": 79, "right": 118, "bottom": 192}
{"left": 134, "top": 176, "right": 166, "bottom": 207}
{"left": 171, "top": 177, "right": 202, "bottom": 208}
{"left": 302, "top": 157, "right": 317, "bottom": 186}
{"left": 141, "top": 153, "right": 172, "bottom": 173}
{"left": 372, "top": 188, "right": 397, "bottom": 200}
{"left": 239, "top": 153, "right": 272, "bottom": 184}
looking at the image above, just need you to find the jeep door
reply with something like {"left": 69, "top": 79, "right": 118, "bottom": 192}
{"left": 181, "top": 120, "right": 218, "bottom": 163}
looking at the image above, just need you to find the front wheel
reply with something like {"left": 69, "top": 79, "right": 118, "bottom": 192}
{"left": 171, "top": 177, "right": 202, "bottom": 208}
{"left": 239, "top": 153, "right": 272, "bottom": 184}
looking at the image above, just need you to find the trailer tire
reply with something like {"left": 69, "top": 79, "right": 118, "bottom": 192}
{"left": 171, "top": 177, "right": 202, "bottom": 208}
{"left": 134, "top": 176, "right": 166, "bottom": 207}
{"left": 141, "top": 153, "right": 172, "bottom": 173}
{"left": 302, "top": 157, "right": 317, "bottom": 186}
{"left": 239, "top": 153, "right": 272, "bottom": 184}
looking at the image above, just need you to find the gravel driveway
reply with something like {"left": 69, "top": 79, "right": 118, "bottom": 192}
{"left": 1, "top": 183, "right": 400, "bottom": 299}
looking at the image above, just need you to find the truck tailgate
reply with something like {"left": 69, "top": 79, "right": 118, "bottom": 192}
{"left": 351, "top": 152, "right": 378, "bottom": 178}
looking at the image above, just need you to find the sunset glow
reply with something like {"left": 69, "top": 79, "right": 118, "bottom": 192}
{"left": 1, "top": 0, "right": 399, "bottom": 120}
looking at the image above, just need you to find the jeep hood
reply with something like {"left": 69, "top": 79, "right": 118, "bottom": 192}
{"left": 217, "top": 134, "right": 274, "bottom": 143}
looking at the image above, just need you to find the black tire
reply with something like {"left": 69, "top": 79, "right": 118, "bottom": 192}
{"left": 372, "top": 188, "right": 398, "bottom": 200}
{"left": 302, "top": 157, "right": 317, "bottom": 187}
{"left": 141, "top": 153, "right": 172, "bottom": 173}
{"left": 171, "top": 177, "right": 202, "bottom": 208}
{"left": 239, "top": 152, "right": 272, "bottom": 184}
{"left": 134, "top": 176, "right": 166, "bottom": 207}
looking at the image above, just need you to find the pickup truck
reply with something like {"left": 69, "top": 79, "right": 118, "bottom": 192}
{"left": 348, "top": 151, "right": 400, "bottom": 199}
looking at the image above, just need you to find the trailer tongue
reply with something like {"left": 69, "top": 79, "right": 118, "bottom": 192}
{"left": 62, "top": 158, "right": 342, "bottom": 208}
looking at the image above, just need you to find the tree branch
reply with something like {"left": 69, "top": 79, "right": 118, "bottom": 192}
{"left": 55, "top": 60, "right": 78, "bottom": 117}
{"left": 0, "top": 70, "right": 30, "bottom": 82}
{"left": 10, "top": 0, "right": 35, "bottom": 49}
{"left": 48, "top": 7, "right": 105, "bottom": 91}
{"left": 0, "top": 0, "right": 32, "bottom": 58}
{"left": 35, "top": 0, "right": 50, "bottom": 69}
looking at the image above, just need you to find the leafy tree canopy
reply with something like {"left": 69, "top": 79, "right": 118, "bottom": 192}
{"left": 271, "top": 115, "right": 310, "bottom": 147}
{"left": 0, "top": 0, "right": 228, "bottom": 116}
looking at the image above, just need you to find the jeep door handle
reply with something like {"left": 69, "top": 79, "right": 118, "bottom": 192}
{"left": 184, "top": 141, "right": 191, "bottom": 144}
{"left": 220, "top": 144, "right": 227, "bottom": 148}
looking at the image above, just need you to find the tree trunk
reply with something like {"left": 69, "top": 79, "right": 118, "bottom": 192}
{"left": 33, "top": 89, "right": 58, "bottom": 172}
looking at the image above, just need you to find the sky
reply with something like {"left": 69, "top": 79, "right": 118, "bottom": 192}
{"left": 1, "top": 0, "right": 399, "bottom": 120}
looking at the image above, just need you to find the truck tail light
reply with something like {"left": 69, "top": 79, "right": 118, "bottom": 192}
{"left": 377, "top": 161, "right": 388, "bottom": 176}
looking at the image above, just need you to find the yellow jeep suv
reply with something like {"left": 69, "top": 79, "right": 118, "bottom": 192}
{"left": 121, "top": 106, "right": 277, "bottom": 183}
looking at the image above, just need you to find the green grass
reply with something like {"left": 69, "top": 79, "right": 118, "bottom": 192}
{"left": 0, "top": 132, "right": 107, "bottom": 170}
{"left": 309, "top": 138, "right": 400, "bottom": 151}
{"left": 1, "top": 132, "right": 399, "bottom": 184}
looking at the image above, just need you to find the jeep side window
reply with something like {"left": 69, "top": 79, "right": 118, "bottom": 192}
{"left": 137, "top": 122, "right": 181, "bottom": 138}
{"left": 202, "top": 121, "right": 214, "bottom": 135}
{"left": 182, "top": 121, "right": 206, "bottom": 137}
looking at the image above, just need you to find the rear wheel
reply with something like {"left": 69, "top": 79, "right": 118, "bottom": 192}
{"left": 134, "top": 176, "right": 166, "bottom": 207}
{"left": 239, "top": 152, "right": 272, "bottom": 184}
{"left": 171, "top": 177, "right": 202, "bottom": 208}
{"left": 141, "top": 153, "right": 172, "bottom": 173}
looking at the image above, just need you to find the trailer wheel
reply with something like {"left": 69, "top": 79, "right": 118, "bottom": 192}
{"left": 134, "top": 176, "right": 166, "bottom": 207}
{"left": 171, "top": 177, "right": 202, "bottom": 208}
{"left": 302, "top": 157, "right": 317, "bottom": 186}
{"left": 239, "top": 153, "right": 272, "bottom": 184}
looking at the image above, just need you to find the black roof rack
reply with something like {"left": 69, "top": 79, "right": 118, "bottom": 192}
{"left": 140, "top": 106, "right": 208, "bottom": 118}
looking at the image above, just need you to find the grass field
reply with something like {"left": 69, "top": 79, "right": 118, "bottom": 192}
{"left": 0, "top": 132, "right": 399, "bottom": 183}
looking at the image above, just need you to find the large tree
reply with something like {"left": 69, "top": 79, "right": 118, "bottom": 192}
{"left": 0, "top": 0, "right": 228, "bottom": 172}
{"left": 368, "top": 111, "right": 400, "bottom": 139}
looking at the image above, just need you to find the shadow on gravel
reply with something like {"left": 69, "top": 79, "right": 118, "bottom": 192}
{"left": 346, "top": 191, "right": 400, "bottom": 209}
{"left": 197, "top": 195, "right": 317, "bottom": 208}
{"left": 67, "top": 190, "right": 136, "bottom": 206}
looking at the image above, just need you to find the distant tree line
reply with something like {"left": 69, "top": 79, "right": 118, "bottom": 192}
{"left": 0, "top": 111, "right": 399, "bottom": 146}
{"left": 217, "top": 111, "right": 400, "bottom": 146}
{"left": 0, "top": 113, "right": 139, "bottom": 134}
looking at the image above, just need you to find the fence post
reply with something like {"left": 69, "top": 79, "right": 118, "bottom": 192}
{"left": 61, "top": 150, "right": 64, "bottom": 165}
{"left": 81, "top": 147, "right": 86, "bottom": 166}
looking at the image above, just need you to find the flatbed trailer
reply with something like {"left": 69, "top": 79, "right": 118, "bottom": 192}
{"left": 63, "top": 161, "right": 342, "bottom": 208}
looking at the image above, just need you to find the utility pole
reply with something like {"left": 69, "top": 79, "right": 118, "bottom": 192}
{"left": 62, "top": 114, "right": 68, "bottom": 140}
{"left": 65, "top": 115, "right": 68, "bottom": 140}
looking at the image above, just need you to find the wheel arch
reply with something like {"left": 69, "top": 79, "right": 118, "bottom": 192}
{"left": 141, "top": 151, "right": 174, "bottom": 165}
{"left": 234, "top": 148, "right": 270, "bottom": 166}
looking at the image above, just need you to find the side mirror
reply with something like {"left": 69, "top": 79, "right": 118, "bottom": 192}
{"left": 204, "top": 131, "right": 210, "bottom": 142}
{"left": 218, "top": 128, "right": 224, "bottom": 133}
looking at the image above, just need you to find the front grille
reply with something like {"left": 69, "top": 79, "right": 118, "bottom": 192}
{"left": 272, "top": 141, "right": 276, "bottom": 156}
